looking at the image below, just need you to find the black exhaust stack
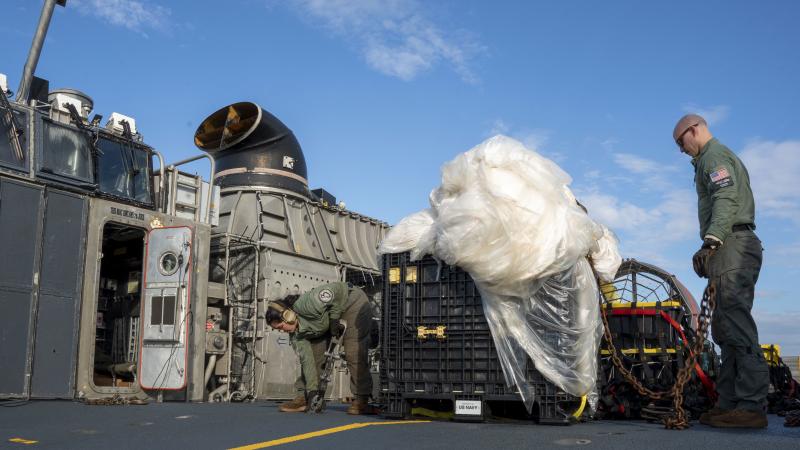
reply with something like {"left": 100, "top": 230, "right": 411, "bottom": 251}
{"left": 17, "top": 0, "right": 66, "bottom": 103}
{"left": 194, "top": 102, "right": 309, "bottom": 197}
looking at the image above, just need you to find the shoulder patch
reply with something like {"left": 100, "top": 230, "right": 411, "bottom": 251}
{"left": 709, "top": 166, "right": 734, "bottom": 188}
{"left": 317, "top": 288, "right": 334, "bottom": 304}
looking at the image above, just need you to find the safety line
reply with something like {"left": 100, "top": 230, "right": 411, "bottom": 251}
{"left": 8, "top": 437, "right": 38, "bottom": 445}
{"left": 228, "top": 420, "right": 430, "bottom": 450}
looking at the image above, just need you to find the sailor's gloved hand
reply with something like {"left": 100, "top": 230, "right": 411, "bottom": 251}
{"left": 330, "top": 319, "right": 345, "bottom": 337}
{"left": 692, "top": 238, "right": 720, "bottom": 278}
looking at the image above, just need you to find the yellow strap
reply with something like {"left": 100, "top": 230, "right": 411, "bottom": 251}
{"left": 572, "top": 395, "right": 587, "bottom": 418}
{"left": 601, "top": 348, "right": 677, "bottom": 355}
{"left": 605, "top": 300, "right": 682, "bottom": 308}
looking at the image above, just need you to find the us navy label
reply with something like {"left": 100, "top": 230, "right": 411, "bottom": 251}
{"left": 110, "top": 206, "right": 145, "bottom": 221}
{"left": 455, "top": 400, "right": 482, "bottom": 416}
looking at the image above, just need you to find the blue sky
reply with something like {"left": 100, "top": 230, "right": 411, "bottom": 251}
{"left": 3, "top": 0, "right": 799, "bottom": 353}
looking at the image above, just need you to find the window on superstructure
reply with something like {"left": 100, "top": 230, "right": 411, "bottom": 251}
{"left": 96, "top": 136, "right": 153, "bottom": 205}
{"left": 40, "top": 119, "right": 93, "bottom": 181}
{"left": 0, "top": 108, "right": 27, "bottom": 171}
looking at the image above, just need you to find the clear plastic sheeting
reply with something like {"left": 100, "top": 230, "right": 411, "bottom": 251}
{"left": 380, "top": 208, "right": 436, "bottom": 261}
{"left": 379, "top": 135, "right": 622, "bottom": 410}
{"left": 590, "top": 225, "right": 622, "bottom": 283}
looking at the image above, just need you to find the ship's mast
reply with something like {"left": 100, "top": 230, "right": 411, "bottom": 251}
{"left": 16, "top": 0, "right": 66, "bottom": 103}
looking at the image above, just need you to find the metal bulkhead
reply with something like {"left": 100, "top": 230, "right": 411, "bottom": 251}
{"left": 74, "top": 197, "right": 210, "bottom": 402}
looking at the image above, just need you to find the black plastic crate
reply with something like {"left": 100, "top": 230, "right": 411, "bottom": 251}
{"left": 380, "top": 252, "right": 582, "bottom": 425}
{"left": 602, "top": 301, "right": 687, "bottom": 353}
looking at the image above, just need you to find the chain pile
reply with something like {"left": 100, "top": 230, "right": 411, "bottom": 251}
{"left": 599, "top": 280, "right": 716, "bottom": 430}
{"left": 82, "top": 394, "right": 148, "bottom": 406}
{"left": 784, "top": 409, "right": 800, "bottom": 427}
{"left": 775, "top": 397, "right": 800, "bottom": 427}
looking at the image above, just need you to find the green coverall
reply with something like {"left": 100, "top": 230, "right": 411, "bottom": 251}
{"left": 693, "top": 138, "right": 769, "bottom": 412}
{"left": 290, "top": 282, "right": 374, "bottom": 399}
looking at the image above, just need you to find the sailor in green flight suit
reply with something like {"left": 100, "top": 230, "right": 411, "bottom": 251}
{"left": 267, "top": 282, "right": 375, "bottom": 415}
{"left": 673, "top": 114, "right": 769, "bottom": 428}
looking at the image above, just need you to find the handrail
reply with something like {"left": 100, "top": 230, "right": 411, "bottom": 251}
{"left": 166, "top": 153, "right": 216, "bottom": 223}
{"left": 151, "top": 149, "right": 165, "bottom": 212}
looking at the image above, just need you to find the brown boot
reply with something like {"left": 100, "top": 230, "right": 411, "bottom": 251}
{"left": 347, "top": 398, "right": 377, "bottom": 415}
{"left": 279, "top": 396, "right": 307, "bottom": 413}
{"left": 699, "top": 407, "right": 731, "bottom": 425}
{"left": 708, "top": 409, "right": 768, "bottom": 429}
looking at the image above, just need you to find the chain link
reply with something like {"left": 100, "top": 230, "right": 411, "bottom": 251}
{"left": 785, "top": 410, "right": 800, "bottom": 427}
{"left": 600, "top": 279, "right": 716, "bottom": 430}
{"left": 82, "top": 394, "right": 148, "bottom": 406}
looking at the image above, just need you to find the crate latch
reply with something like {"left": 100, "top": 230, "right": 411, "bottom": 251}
{"left": 417, "top": 325, "right": 447, "bottom": 340}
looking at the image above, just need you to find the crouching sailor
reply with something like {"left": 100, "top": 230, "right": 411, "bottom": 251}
{"left": 267, "top": 282, "right": 375, "bottom": 415}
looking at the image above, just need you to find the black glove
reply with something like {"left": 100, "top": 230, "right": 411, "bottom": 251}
{"left": 692, "top": 238, "right": 720, "bottom": 278}
{"left": 306, "top": 389, "right": 322, "bottom": 403}
{"left": 330, "top": 318, "right": 345, "bottom": 337}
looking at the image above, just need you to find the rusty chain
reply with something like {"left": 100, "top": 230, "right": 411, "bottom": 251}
{"left": 599, "top": 279, "right": 716, "bottom": 430}
{"left": 82, "top": 394, "right": 148, "bottom": 406}
{"left": 785, "top": 410, "right": 800, "bottom": 427}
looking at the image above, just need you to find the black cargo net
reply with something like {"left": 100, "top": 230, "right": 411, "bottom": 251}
{"left": 597, "top": 259, "right": 718, "bottom": 422}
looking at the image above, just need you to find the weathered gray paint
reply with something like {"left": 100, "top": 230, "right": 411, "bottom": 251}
{"left": 74, "top": 197, "right": 211, "bottom": 401}
{"left": 210, "top": 186, "right": 388, "bottom": 400}
{"left": 30, "top": 190, "right": 86, "bottom": 398}
{"left": 139, "top": 226, "right": 192, "bottom": 390}
{"left": 0, "top": 178, "right": 43, "bottom": 397}
{"left": 187, "top": 224, "right": 210, "bottom": 401}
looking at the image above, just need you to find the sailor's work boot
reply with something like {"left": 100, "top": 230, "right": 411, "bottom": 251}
{"left": 347, "top": 398, "right": 377, "bottom": 415}
{"left": 708, "top": 409, "right": 768, "bottom": 429}
{"left": 279, "top": 396, "right": 307, "bottom": 413}
{"left": 699, "top": 407, "right": 731, "bottom": 425}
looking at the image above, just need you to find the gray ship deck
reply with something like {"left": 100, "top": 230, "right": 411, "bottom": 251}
{"left": 2, "top": 401, "right": 798, "bottom": 449}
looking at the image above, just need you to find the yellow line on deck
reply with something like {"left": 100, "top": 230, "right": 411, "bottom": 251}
{"left": 229, "top": 420, "right": 430, "bottom": 450}
{"left": 8, "top": 437, "right": 38, "bottom": 445}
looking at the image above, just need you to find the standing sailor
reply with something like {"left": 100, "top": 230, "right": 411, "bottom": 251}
{"left": 673, "top": 114, "right": 769, "bottom": 428}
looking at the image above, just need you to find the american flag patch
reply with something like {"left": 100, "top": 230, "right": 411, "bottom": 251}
{"left": 710, "top": 167, "right": 730, "bottom": 183}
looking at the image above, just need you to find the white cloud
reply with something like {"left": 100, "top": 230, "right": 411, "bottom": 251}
{"left": 488, "top": 119, "right": 510, "bottom": 136}
{"left": 612, "top": 153, "right": 675, "bottom": 174}
{"left": 656, "top": 189, "right": 699, "bottom": 241}
{"left": 580, "top": 188, "right": 695, "bottom": 240}
{"left": 755, "top": 289, "right": 788, "bottom": 300}
{"left": 610, "top": 153, "right": 680, "bottom": 192}
{"left": 578, "top": 188, "right": 697, "bottom": 271}
{"left": 519, "top": 129, "right": 551, "bottom": 153}
{"left": 283, "top": 0, "right": 481, "bottom": 82}
{"left": 600, "top": 138, "right": 619, "bottom": 152}
{"left": 484, "top": 121, "right": 562, "bottom": 162}
{"left": 753, "top": 310, "right": 800, "bottom": 355}
{"left": 776, "top": 242, "right": 800, "bottom": 258}
{"left": 766, "top": 240, "right": 800, "bottom": 270}
{"left": 740, "top": 139, "right": 800, "bottom": 224}
{"left": 681, "top": 103, "right": 730, "bottom": 126}
{"left": 584, "top": 169, "right": 601, "bottom": 180}
{"left": 72, "top": 0, "right": 170, "bottom": 35}
{"left": 485, "top": 120, "right": 550, "bottom": 150}
{"left": 578, "top": 143, "right": 698, "bottom": 267}
{"left": 579, "top": 192, "right": 654, "bottom": 232}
